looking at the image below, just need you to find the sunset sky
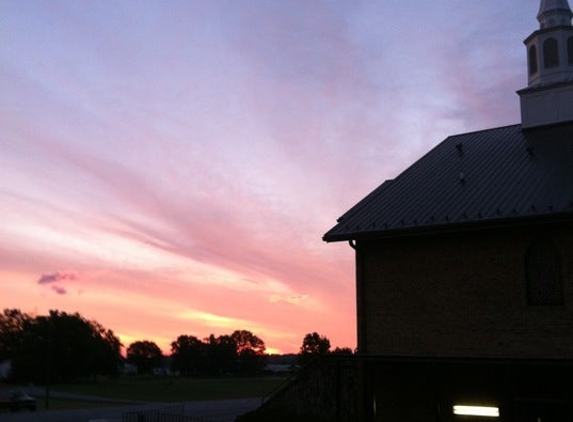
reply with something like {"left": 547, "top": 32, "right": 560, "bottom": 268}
{"left": 1, "top": 1, "right": 534, "bottom": 354}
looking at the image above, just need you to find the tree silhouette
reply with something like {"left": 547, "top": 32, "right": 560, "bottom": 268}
{"left": 231, "top": 330, "right": 267, "bottom": 374}
{"left": 126, "top": 340, "right": 163, "bottom": 374}
{"left": 9, "top": 309, "right": 122, "bottom": 382}
{"left": 171, "top": 335, "right": 206, "bottom": 376}
{"left": 0, "top": 309, "right": 31, "bottom": 361}
{"left": 90, "top": 321, "right": 123, "bottom": 377}
{"left": 205, "top": 334, "right": 237, "bottom": 375}
{"left": 298, "top": 332, "right": 331, "bottom": 365}
{"left": 332, "top": 347, "right": 354, "bottom": 355}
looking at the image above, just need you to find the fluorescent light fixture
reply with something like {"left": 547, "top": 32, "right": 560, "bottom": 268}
{"left": 453, "top": 405, "right": 499, "bottom": 417}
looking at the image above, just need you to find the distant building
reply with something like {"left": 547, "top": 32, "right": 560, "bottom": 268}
{"left": 324, "top": 1, "right": 573, "bottom": 420}
{"left": 122, "top": 362, "right": 138, "bottom": 375}
{"left": 152, "top": 366, "right": 172, "bottom": 377}
{"left": 264, "top": 364, "right": 297, "bottom": 375}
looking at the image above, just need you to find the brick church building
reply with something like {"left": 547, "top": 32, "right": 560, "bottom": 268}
{"left": 323, "top": 1, "right": 573, "bottom": 420}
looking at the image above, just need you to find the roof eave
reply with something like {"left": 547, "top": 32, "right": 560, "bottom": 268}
{"left": 323, "top": 212, "right": 573, "bottom": 243}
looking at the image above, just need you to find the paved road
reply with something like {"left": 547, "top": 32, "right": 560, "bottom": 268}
{"left": 0, "top": 398, "right": 262, "bottom": 422}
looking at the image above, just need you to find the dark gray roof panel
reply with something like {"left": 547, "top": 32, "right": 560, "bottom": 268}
{"left": 323, "top": 123, "right": 573, "bottom": 241}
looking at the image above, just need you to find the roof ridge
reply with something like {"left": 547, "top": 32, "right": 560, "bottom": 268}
{"left": 446, "top": 123, "right": 522, "bottom": 139}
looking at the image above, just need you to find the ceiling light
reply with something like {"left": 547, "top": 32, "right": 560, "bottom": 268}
{"left": 453, "top": 405, "right": 499, "bottom": 417}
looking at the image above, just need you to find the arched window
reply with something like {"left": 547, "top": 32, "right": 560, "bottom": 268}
{"left": 529, "top": 45, "right": 538, "bottom": 74}
{"left": 525, "top": 236, "right": 563, "bottom": 306}
{"left": 543, "top": 38, "right": 560, "bottom": 68}
{"left": 568, "top": 36, "right": 573, "bottom": 65}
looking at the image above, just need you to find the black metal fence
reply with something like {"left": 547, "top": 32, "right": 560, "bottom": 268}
{"left": 122, "top": 404, "right": 216, "bottom": 422}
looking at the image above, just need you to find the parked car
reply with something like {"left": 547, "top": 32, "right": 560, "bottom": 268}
{"left": 0, "top": 391, "right": 36, "bottom": 412}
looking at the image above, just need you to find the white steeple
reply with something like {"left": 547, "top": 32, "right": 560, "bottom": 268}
{"left": 538, "top": 0, "right": 573, "bottom": 29}
{"left": 518, "top": 0, "right": 573, "bottom": 128}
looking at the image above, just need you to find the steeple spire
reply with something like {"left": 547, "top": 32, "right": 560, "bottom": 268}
{"left": 537, "top": 0, "right": 573, "bottom": 29}
{"left": 518, "top": 0, "right": 573, "bottom": 128}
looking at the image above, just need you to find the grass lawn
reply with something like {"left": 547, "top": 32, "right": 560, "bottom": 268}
{"left": 53, "top": 376, "right": 287, "bottom": 402}
{"left": 43, "top": 398, "right": 119, "bottom": 410}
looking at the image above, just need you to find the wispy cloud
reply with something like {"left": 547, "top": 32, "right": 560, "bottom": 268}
{"left": 270, "top": 294, "right": 309, "bottom": 305}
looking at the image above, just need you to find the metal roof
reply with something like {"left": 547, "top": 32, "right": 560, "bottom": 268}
{"left": 323, "top": 123, "right": 573, "bottom": 242}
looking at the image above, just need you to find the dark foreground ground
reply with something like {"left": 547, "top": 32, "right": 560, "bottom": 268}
{"left": 0, "top": 375, "right": 286, "bottom": 421}
{"left": 0, "top": 397, "right": 261, "bottom": 422}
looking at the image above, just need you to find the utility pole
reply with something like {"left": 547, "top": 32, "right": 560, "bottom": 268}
{"left": 45, "top": 320, "right": 52, "bottom": 410}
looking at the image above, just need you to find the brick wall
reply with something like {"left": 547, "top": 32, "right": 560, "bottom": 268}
{"left": 356, "top": 224, "right": 573, "bottom": 358}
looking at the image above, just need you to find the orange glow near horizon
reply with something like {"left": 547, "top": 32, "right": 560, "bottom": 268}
{"left": 0, "top": 248, "right": 356, "bottom": 354}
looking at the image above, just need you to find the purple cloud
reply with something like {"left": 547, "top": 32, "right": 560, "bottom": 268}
{"left": 51, "top": 285, "right": 67, "bottom": 295}
{"left": 38, "top": 272, "right": 77, "bottom": 285}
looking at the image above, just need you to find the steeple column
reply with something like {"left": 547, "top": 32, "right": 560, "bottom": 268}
{"left": 526, "top": 0, "right": 573, "bottom": 88}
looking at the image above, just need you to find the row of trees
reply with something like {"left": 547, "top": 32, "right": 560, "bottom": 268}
{"left": 127, "top": 331, "right": 353, "bottom": 375}
{"left": 1, "top": 308, "right": 352, "bottom": 383}
{"left": 126, "top": 330, "right": 266, "bottom": 376}
{"left": 171, "top": 330, "right": 266, "bottom": 376}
